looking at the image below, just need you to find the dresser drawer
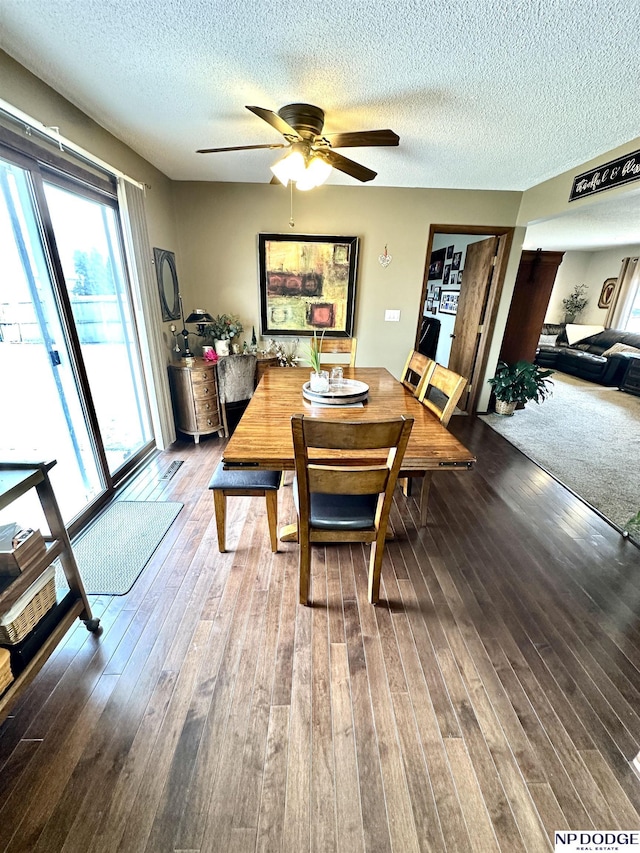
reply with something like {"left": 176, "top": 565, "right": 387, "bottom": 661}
{"left": 194, "top": 397, "right": 217, "bottom": 415}
{"left": 196, "top": 412, "right": 220, "bottom": 431}
{"left": 191, "top": 366, "right": 216, "bottom": 385}
{"left": 192, "top": 381, "right": 216, "bottom": 401}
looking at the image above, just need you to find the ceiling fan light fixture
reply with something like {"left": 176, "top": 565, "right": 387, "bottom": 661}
{"left": 296, "top": 154, "right": 333, "bottom": 191}
{"left": 270, "top": 146, "right": 307, "bottom": 186}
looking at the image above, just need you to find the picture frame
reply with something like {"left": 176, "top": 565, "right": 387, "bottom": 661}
{"left": 598, "top": 277, "right": 617, "bottom": 308}
{"left": 457, "top": 270, "right": 464, "bottom": 284}
{"left": 153, "top": 248, "right": 181, "bottom": 321}
{"left": 428, "top": 247, "right": 446, "bottom": 280}
{"left": 439, "top": 289, "right": 460, "bottom": 315}
{"left": 446, "top": 245, "right": 454, "bottom": 259}
{"left": 443, "top": 264, "right": 451, "bottom": 286}
{"left": 433, "top": 286, "right": 441, "bottom": 300}
{"left": 452, "top": 251, "right": 462, "bottom": 271}
{"left": 258, "top": 234, "right": 358, "bottom": 337}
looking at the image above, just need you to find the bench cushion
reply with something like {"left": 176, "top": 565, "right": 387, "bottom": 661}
{"left": 208, "top": 462, "right": 281, "bottom": 491}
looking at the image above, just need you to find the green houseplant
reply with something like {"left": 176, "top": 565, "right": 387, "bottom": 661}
{"left": 562, "top": 283, "right": 588, "bottom": 322}
{"left": 203, "top": 314, "right": 243, "bottom": 356}
{"left": 488, "top": 360, "right": 554, "bottom": 416}
{"left": 304, "top": 329, "right": 329, "bottom": 392}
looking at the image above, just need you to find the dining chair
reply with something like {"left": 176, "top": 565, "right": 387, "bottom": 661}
{"left": 319, "top": 337, "right": 357, "bottom": 367}
{"left": 418, "top": 363, "right": 467, "bottom": 425}
{"left": 216, "top": 353, "right": 257, "bottom": 438}
{"left": 400, "top": 349, "right": 436, "bottom": 396}
{"left": 209, "top": 462, "right": 282, "bottom": 553}
{"left": 403, "top": 364, "right": 468, "bottom": 526}
{"left": 291, "top": 413, "right": 414, "bottom": 606}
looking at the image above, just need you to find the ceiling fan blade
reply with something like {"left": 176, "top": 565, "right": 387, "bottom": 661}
{"left": 197, "top": 143, "right": 286, "bottom": 154}
{"left": 323, "top": 150, "right": 377, "bottom": 182}
{"left": 245, "top": 106, "right": 301, "bottom": 139}
{"left": 323, "top": 129, "right": 400, "bottom": 148}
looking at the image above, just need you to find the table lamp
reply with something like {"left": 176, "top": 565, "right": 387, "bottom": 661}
{"left": 178, "top": 297, "right": 214, "bottom": 364}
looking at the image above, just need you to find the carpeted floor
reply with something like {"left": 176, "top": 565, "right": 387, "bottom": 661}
{"left": 57, "top": 500, "right": 183, "bottom": 595}
{"left": 480, "top": 372, "right": 640, "bottom": 535}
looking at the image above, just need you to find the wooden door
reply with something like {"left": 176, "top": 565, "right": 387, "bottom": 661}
{"left": 448, "top": 236, "right": 499, "bottom": 411}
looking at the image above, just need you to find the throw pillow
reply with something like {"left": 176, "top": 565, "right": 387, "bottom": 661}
{"left": 601, "top": 342, "right": 640, "bottom": 357}
{"left": 565, "top": 324, "right": 605, "bottom": 345}
{"left": 538, "top": 334, "right": 558, "bottom": 347}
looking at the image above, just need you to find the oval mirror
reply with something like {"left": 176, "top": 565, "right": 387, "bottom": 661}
{"left": 154, "top": 247, "right": 181, "bottom": 321}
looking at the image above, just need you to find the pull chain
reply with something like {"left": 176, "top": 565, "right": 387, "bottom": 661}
{"left": 289, "top": 181, "right": 295, "bottom": 228}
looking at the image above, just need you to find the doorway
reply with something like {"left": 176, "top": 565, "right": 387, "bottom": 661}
{"left": 415, "top": 225, "right": 514, "bottom": 414}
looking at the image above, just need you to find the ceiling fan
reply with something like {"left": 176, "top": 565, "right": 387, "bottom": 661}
{"left": 197, "top": 103, "right": 399, "bottom": 189}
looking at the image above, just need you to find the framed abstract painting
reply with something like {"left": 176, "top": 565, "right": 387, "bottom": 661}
{"left": 258, "top": 234, "right": 358, "bottom": 337}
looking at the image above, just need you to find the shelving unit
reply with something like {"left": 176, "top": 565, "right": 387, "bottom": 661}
{"left": 0, "top": 460, "right": 99, "bottom": 726}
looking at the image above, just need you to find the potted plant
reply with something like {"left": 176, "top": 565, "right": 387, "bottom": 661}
{"left": 204, "top": 314, "right": 243, "bottom": 356}
{"left": 305, "top": 329, "right": 329, "bottom": 392}
{"left": 488, "top": 360, "right": 554, "bottom": 416}
{"left": 562, "top": 283, "right": 588, "bottom": 322}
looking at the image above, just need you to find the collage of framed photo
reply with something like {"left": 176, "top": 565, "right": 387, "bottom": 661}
{"left": 426, "top": 244, "right": 463, "bottom": 315}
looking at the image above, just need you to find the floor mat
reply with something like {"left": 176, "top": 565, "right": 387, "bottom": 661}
{"left": 57, "top": 500, "right": 183, "bottom": 595}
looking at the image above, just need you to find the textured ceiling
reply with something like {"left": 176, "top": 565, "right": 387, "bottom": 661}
{"left": 1, "top": 0, "right": 639, "bottom": 248}
{"left": 2, "top": 0, "right": 639, "bottom": 190}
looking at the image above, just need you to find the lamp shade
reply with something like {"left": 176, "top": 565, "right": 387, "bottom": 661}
{"left": 270, "top": 148, "right": 307, "bottom": 187}
{"left": 185, "top": 310, "right": 214, "bottom": 323}
{"left": 296, "top": 155, "right": 333, "bottom": 191}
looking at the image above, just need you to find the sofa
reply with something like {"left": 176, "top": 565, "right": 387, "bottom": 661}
{"left": 535, "top": 323, "right": 640, "bottom": 386}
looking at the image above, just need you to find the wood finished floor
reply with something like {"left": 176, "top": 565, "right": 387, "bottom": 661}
{"left": 0, "top": 416, "right": 639, "bottom": 852}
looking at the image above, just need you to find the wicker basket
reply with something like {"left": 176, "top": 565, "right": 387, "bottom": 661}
{"left": 495, "top": 399, "right": 517, "bottom": 416}
{"left": 0, "top": 567, "right": 57, "bottom": 645}
{"left": 0, "top": 647, "right": 12, "bottom": 694}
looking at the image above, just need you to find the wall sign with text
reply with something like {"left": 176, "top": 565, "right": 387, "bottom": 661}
{"left": 569, "top": 149, "right": 640, "bottom": 201}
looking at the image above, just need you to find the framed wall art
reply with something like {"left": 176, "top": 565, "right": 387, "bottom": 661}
{"left": 439, "top": 289, "right": 460, "bottom": 315}
{"left": 428, "top": 247, "right": 446, "bottom": 280}
{"left": 153, "top": 248, "right": 181, "bottom": 321}
{"left": 598, "top": 277, "right": 617, "bottom": 308}
{"left": 258, "top": 234, "right": 358, "bottom": 337}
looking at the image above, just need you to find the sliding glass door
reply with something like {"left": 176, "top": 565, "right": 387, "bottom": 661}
{"left": 0, "top": 146, "right": 153, "bottom": 527}
{"left": 44, "top": 180, "right": 152, "bottom": 475}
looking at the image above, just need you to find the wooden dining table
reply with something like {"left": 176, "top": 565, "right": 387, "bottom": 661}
{"left": 223, "top": 367, "right": 476, "bottom": 538}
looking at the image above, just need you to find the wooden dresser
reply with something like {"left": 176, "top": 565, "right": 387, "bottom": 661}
{"left": 168, "top": 359, "right": 224, "bottom": 443}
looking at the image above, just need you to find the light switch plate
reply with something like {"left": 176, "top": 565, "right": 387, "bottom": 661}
{"left": 385, "top": 309, "right": 401, "bottom": 322}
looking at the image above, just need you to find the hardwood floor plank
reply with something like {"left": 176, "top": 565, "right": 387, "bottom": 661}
{"left": 444, "top": 737, "right": 500, "bottom": 853}
{"left": 309, "top": 561, "right": 337, "bottom": 853}
{"left": 330, "top": 643, "right": 365, "bottom": 853}
{"left": 342, "top": 598, "right": 392, "bottom": 853}
{"left": 256, "top": 705, "right": 290, "bottom": 853}
{"left": 282, "top": 597, "right": 312, "bottom": 852}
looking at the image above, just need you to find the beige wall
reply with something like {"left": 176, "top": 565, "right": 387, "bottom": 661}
{"left": 173, "top": 181, "right": 522, "bottom": 390}
{"left": 546, "top": 243, "right": 640, "bottom": 325}
{"left": 0, "top": 51, "right": 179, "bottom": 262}
{"left": 517, "top": 136, "right": 640, "bottom": 227}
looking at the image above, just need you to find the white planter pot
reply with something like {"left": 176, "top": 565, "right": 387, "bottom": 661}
{"left": 214, "top": 339, "right": 230, "bottom": 356}
{"left": 310, "top": 370, "right": 330, "bottom": 393}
